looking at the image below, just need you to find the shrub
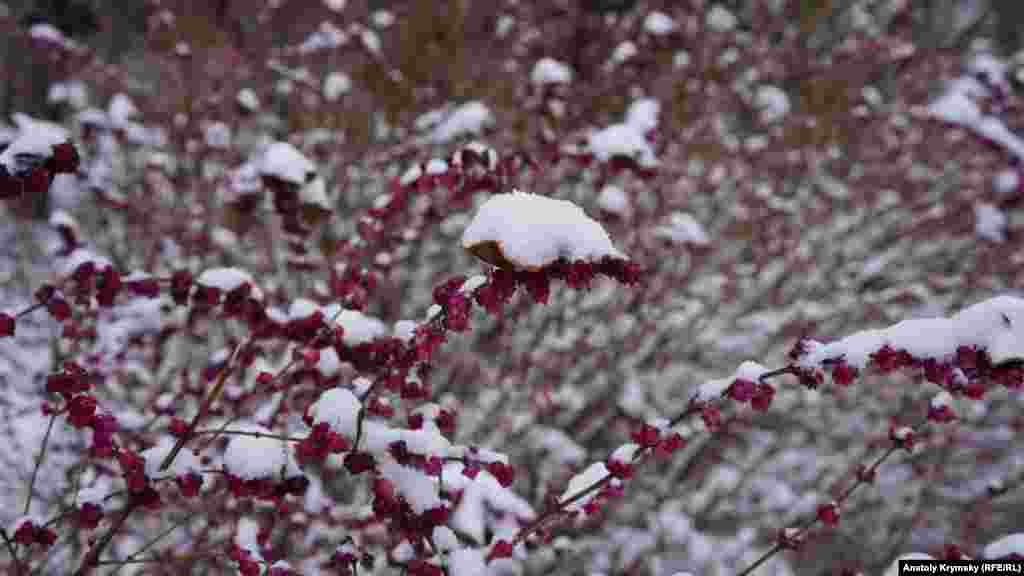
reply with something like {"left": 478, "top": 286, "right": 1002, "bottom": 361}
{"left": 1, "top": 2, "right": 1023, "bottom": 575}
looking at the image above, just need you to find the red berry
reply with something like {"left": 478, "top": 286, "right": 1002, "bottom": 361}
{"left": 817, "top": 502, "right": 840, "bottom": 526}
{"left": 489, "top": 540, "right": 514, "bottom": 560}
{"left": 0, "top": 312, "right": 14, "bottom": 337}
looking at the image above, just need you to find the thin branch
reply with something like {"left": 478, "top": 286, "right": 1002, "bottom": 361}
{"left": 1, "top": 529, "right": 24, "bottom": 573}
{"left": 735, "top": 441, "right": 905, "bottom": 576}
{"left": 24, "top": 414, "right": 58, "bottom": 515}
{"left": 158, "top": 339, "right": 249, "bottom": 472}
{"left": 74, "top": 499, "right": 140, "bottom": 576}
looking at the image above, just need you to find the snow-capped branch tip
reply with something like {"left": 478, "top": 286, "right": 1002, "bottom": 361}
{"left": 462, "top": 189, "right": 634, "bottom": 275}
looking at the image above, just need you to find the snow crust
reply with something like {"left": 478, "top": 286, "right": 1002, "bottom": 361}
{"left": 223, "top": 425, "right": 301, "bottom": 480}
{"left": 462, "top": 189, "right": 626, "bottom": 269}
{"left": 799, "top": 296, "right": 1024, "bottom": 368}
{"left": 695, "top": 361, "right": 769, "bottom": 402}
{"left": 0, "top": 115, "right": 69, "bottom": 174}
{"left": 196, "top": 267, "right": 261, "bottom": 298}
{"left": 309, "top": 388, "right": 362, "bottom": 438}
{"left": 561, "top": 462, "right": 610, "bottom": 511}
{"left": 379, "top": 460, "right": 441, "bottom": 514}
{"left": 929, "top": 55, "right": 1024, "bottom": 162}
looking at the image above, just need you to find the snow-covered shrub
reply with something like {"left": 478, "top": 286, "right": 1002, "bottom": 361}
{"left": 1, "top": 2, "right": 1023, "bottom": 575}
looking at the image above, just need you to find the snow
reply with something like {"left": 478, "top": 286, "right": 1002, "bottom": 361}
{"left": 969, "top": 52, "right": 1009, "bottom": 88}
{"left": 108, "top": 94, "right": 138, "bottom": 129}
{"left": 433, "top": 526, "right": 460, "bottom": 551}
{"left": 379, "top": 460, "right": 440, "bottom": 514}
{"left": 610, "top": 443, "right": 640, "bottom": 464}
{"left": 462, "top": 189, "right": 626, "bottom": 270}
{"left": 529, "top": 427, "right": 586, "bottom": 463}
{"left": 561, "top": 462, "right": 610, "bottom": 510}
{"left": 929, "top": 57, "right": 1024, "bottom": 162}
{"left": 308, "top": 387, "right": 362, "bottom": 439}
{"left": 597, "top": 185, "right": 629, "bottom": 215}
{"left": 196, "top": 267, "right": 261, "bottom": 298}
{"left": 30, "top": 23, "right": 79, "bottom": 50}
{"left": 974, "top": 202, "right": 1007, "bottom": 242}
{"left": 259, "top": 141, "right": 316, "bottom": 185}
{"left": 587, "top": 123, "right": 658, "bottom": 167}
{"left": 644, "top": 11, "right": 676, "bottom": 35}
{"left": 400, "top": 164, "right": 423, "bottom": 186}
{"left": 584, "top": 98, "right": 660, "bottom": 167}
{"left": 754, "top": 85, "right": 790, "bottom": 123}
{"left": 448, "top": 465, "right": 535, "bottom": 542}
{"left": 59, "top": 248, "right": 112, "bottom": 277}
{"left": 237, "top": 88, "right": 260, "bottom": 111}
{"left": 223, "top": 424, "right": 302, "bottom": 481}
{"left": 235, "top": 516, "right": 264, "bottom": 560}
{"left": 360, "top": 29, "right": 381, "bottom": 54}
{"left": 324, "top": 305, "right": 388, "bottom": 345}
{"left": 695, "top": 361, "right": 769, "bottom": 402}
{"left": 674, "top": 51, "right": 691, "bottom": 69}
{"left": 983, "top": 533, "right": 1024, "bottom": 558}
{"left": 372, "top": 10, "right": 395, "bottom": 28}
{"left": 707, "top": 5, "right": 738, "bottom": 32}
{"left": 300, "top": 177, "right": 331, "bottom": 210}
{"left": 49, "top": 210, "right": 77, "bottom": 231}
{"left": 495, "top": 14, "right": 515, "bottom": 38}
{"left": 799, "top": 296, "right": 1024, "bottom": 368}
{"left": 425, "top": 158, "right": 448, "bottom": 175}
{"left": 204, "top": 122, "right": 231, "bottom": 149}
{"left": 626, "top": 98, "right": 660, "bottom": 133}
{"left": 76, "top": 108, "right": 108, "bottom": 128}
{"left": 297, "top": 21, "right": 347, "bottom": 54}
{"left": 610, "top": 41, "right": 637, "bottom": 65}
{"left": 360, "top": 420, "right": 451, "bottom": 456}
{"left": 9, "top": 515, "right": 43, "bottom": 534}
{"left": 930, "top": 391, "right": 953, "bottom": 409}
{"left": 459, "top": 275, "right": 488, "bottom": 295}
{"left": 323, "top": 72, "right": 352, "bottom": 101}
{"left": 0, "top": 115, "right": 69, "bottom": 175}
{"left": 449, "top": 548, "right": 488, "bottom": 576}
{"left": 393, "top": 320, "right": 417, "bottom": 342}
{"left": 654, "top": 212, "right": 710, "bottom": 245}
{"left": 427, "top": 101, "right": 494, "bottom": 143}
{"left": 531, "top": 58, "right": 573, "bottom": 85}
{"left": 141, "top": 436, "right": 201, "bottom": 479}
{"left": 994, "top": 169, "right": 1019, "bottom": 194}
